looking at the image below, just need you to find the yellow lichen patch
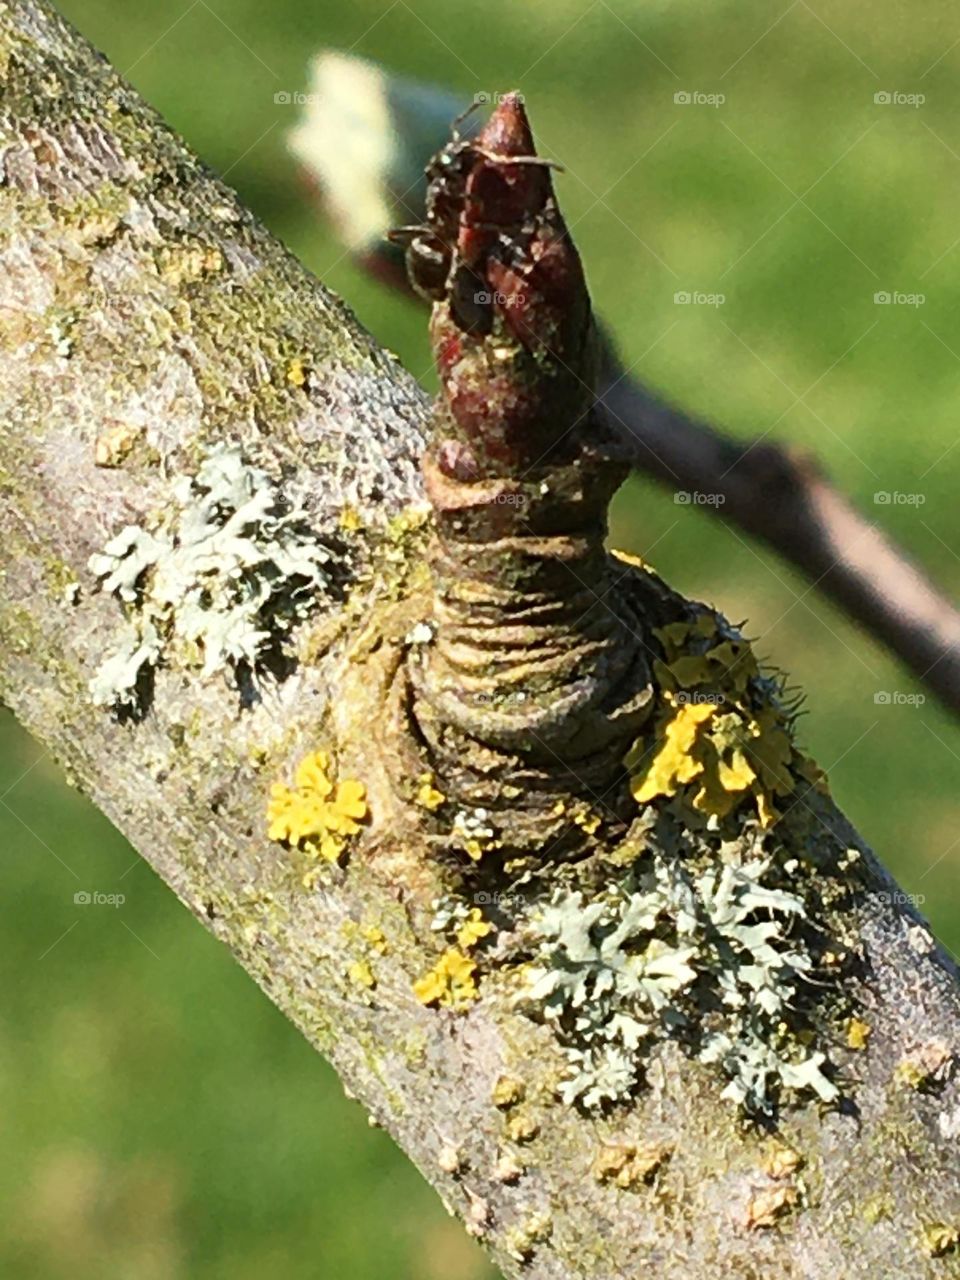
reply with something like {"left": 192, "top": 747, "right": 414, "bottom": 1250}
{"left": 456, "top": 908, "right": 494, "bottom": 951}
{"left": 592, "top": 1141, "right": 672, "bottom": 1189}
{"left": 378, "top": 504, "right": 432, "bottom": 576}
{"left": 286, "top": 356, "right": 310, "bottom": 387}
{"left": 413, "top": 948, "right": 479, "bottom": 1009}
{"left": 415, "top": 772, "right": 446, "bottom": 811}
{"left": 338, "top": 504, "right": 362, "bottom": 532}
{"left": 922, "top": 1223, "right": 960, "bottom": 1258}
{"left": 341, "top": 919, "right": 388, "bottom": 982}
{"left": 628, "top": 697, "right": 713, "bottom": 801}
{"left": 846, "top": 1017, "right": 871, "bottom": 1050}
{"left": 348, "top": 959, "right": 376, "bottom": 989}
{"left": 746, "top": 705, "right": 795, "bottom": 793}
{"left": 505, "top": 1112, "right": 540, "bottom": 1144}
{"left": 267, "top": 750, "right": 368, "bottom": 865}
{"left": 605, "top": 834, "right": 649, "bottom": 867}
{"left": 571, "top": 804, "right": 602, "bottom": 835}
{"left": 666, "top": 639, "right": 756, "bottom": 696}
{"left": 627, "top": 612, "right": 802, "bottom": 828}
{"left": 361, "top": 924, "right": 389, "bottom": 954}
{"left": 492, "top": 1076, "right": 525, "bottom": 1110}
{"left": 72, "top": 210, "right": 121, "bottom": 247}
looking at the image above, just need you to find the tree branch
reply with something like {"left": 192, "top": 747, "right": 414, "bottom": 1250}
{"left": 4, "top": 10, "right": 960, "bottom": 1280}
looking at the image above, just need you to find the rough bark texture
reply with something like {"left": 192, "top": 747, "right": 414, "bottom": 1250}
{"left": 3, "top": 3, "right": 960, "bottom": 1278}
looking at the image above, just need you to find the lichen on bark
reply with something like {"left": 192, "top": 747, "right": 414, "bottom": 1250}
{"left": 4, "top": 8, "right": 960, "bottom": 1278}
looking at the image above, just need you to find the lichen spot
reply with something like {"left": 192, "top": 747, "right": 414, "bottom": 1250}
{"left": 492, "top": 1076, "right": 525, "bottom": 1110}
{"left": 504, "top": 1212, "right": 551, "bottom": 1262}
{"left": 862, "top": 1193, "right": 894, "bottom": 1224}
{"left": 95, "top": 421, "right": 140, "bottom": 468}
{"left": 626, "top": 614, "right": 807, "bottom": 828}
{"left": 592, "top": 1140, "right": 672, "bottom": 1189}
{"left": 922, "top": 1223, "right": 960, "bottom": 1258}
{"left": 348, "top": 959, "right": 376, "bottom": 989}
{"left": 741, "top": 1183, "right": 798, "bottom": 1230}
{"left": 361, "top": 924, "right": 389, "bottom": 954}
{"left": 846, "top": 1017, "right": 871, "bottom": 1050}
{"left": 437, "top": 1145, "right": 463, "bottom": 1174}
{"left": 339, "top": 504, "right": 363, "bottom": 533}
{"left": 451, "top": 808, "right": 499, "bottom": 861}
{"left": 505, "top": 1112, "right": 540, "bottom": 1144}
{"left": 456, "top": 908, "right": 494, "bottom": 950}
{"left": 415, "top": 772, "right": 446, "bottom": 812}
{"left": 413, "top": 948, "right": 479, "bottom": 1009}
{"left": 267, "top": 750, "right": 368, "bottom": 868}
{"left": 610, "top": 548, "right": 651, "bottom": 573}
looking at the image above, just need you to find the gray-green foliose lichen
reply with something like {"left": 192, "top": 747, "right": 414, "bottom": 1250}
{"left": 87, "top": 443, "right": 333, "bottom": 709}
{"left": 513, "top": 839, "right": 842, "bottom": 1116}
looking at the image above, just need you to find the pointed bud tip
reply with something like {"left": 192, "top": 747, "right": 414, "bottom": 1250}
{"left": 477, "top": 92, "right": 536, "bottom": 158}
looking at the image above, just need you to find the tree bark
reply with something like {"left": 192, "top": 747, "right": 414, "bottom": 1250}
{"left": 2, "top": 3, "right": 960, "bottom": 1278}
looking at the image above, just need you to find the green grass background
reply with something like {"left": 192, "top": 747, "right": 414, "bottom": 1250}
{"left": 3, "top": 1, "right": 960, "bottom": 1276}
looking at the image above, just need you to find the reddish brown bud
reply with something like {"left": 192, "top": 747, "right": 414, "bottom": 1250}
{"left": 418, "top": 94, "right": 596, "bottom": 472}
{"left": 404, "top": 96, "right": 651, "bottom": 857}
{"left": 455, "top": 93, "right": 551, "bottom": 269}
{"left": 475, "top": 90, "right": 535, "bottom": 157}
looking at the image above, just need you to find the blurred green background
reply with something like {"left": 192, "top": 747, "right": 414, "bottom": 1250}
{"left": 3, "top": 1, "right": 960, "bottom": 1276}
